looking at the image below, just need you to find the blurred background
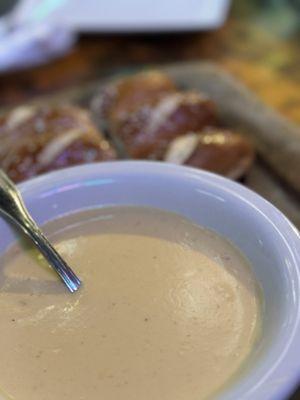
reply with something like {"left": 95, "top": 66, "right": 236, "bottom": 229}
{"left": 0, "top": 1, "right": 299, "bottom": 224}
{"left": 0, "top": 0, "right": 299, "bottom": 116}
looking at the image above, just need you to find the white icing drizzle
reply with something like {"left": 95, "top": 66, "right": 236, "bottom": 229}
{"left": 166, "top": 131, "right": 252, "bottom": 179}
{"left": 146, "top": 92, "right": 208, "bottom": 135}
{"left": 37, "top": 129, "right": 85, "bottom": 166}
{"left": 200, "top": 133, "right": 227, "bottom": 145}
{"left": 7, "top": 106, "right": 35, "bottom": 129}
{"left": 164, "top": 132, "right": 200, "bottom": 164}
{"left": 146, "top": 93, "right": 184, "bottom": 135}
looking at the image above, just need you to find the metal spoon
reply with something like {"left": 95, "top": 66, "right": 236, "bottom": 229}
{"left": 0, "top": 170, "right": 81, "bottom": 293}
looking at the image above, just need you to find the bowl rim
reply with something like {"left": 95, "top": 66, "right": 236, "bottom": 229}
{"left": 15, "top": 161, "right": 300, "bottom": 399}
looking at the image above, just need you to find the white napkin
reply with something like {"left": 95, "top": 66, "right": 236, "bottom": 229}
{"left": 0, "top": 0, "right": 230, "bottom": 72}
{"left": 0, "top": 0, "right": 76, "bottom": 72}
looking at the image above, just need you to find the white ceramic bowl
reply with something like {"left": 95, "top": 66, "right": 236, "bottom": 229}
{"left": 0, "top": 161, "right": 300, "bottom": 400}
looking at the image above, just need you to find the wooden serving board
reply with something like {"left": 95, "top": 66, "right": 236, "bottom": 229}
{"left": 2, "top": 61, "right": 299, "bottom": 228}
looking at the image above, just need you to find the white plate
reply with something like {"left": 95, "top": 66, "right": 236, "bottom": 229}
{"left": 13, "top": 0, "right": 231, "bottom": 33}
{"left": 0, "top": 0, "right": 230, "bottom": 72}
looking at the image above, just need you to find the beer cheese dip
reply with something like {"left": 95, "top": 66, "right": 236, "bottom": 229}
{"left": 0, "top": 207, "right": 260, "bottom": 400}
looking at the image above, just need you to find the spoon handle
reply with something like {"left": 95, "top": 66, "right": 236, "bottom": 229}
{"left": 0, "top": 170, "right": 81, "bottom": 293}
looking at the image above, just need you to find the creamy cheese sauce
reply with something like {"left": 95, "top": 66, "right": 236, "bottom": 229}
{"left": 0, "top": 207, "right": 260, "bottom": 400}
